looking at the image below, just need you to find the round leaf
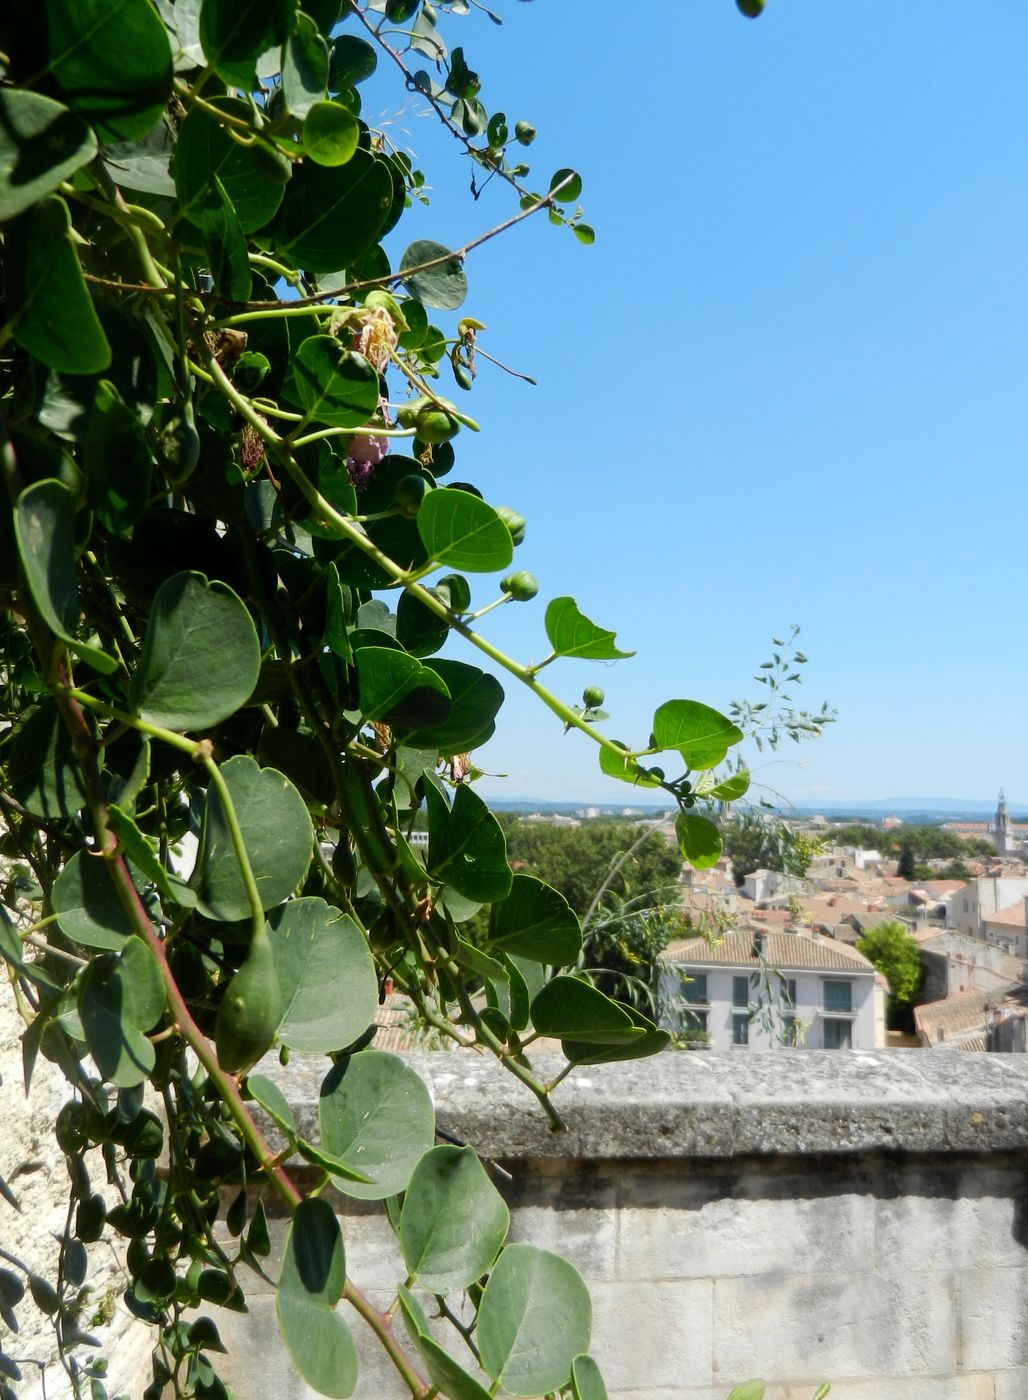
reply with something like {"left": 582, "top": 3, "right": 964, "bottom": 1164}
{"left": 130, "top": 572, "right": 261, "bottom": 732}
{"left": 674, "top": 812, "right": 723, "bottom": 870}
{"left": 477, "top": 1244, "right": 592, "bottom": 1397}
{"left": 200, "top": 0, "right": 299, "bottom": 89}
{"left": 8, "top": 701, "right": 89, "bottom": 821}
{"left": 273, "top": 150, "right": 395, "bottom": 273}
{"left": 287, "top": 336, "right": 379, "bottom": 427}
{"left": 651, "top": 699, "right": 743, "bottom": 771}
{"left": 318, "top": 1052, "right": 434, "bottom": 1200}
{"left": 394, "top": 658, "right": 504, "bottom": 756}
{"left": 303, "top": 101, "right": 360, "bottom": 167}
{"left": 400, "top": 240, "right": 469, "bottom": 311}
{"left": 400, "top": 1145, "right": 509, "bottom": 1294}
{"left": 268, "top": 898, "right": 377, "bottom": 1053}
{"left": 0, "top": 90, "right": 97, "bottom": 221}
{"left": 417, "top": 489, "right": 514, "bottom": 573}
{"left": 282, "top": 14, "right": 329, "bottom": 119}
{"left": 78, "top": 939, "right": 166, "bottom": 1088}
{"left": 488, "top": 874, "right": 582, "bottom": 966}
{"left": 4, "top": 198, "right": 111, "bottom": 377}
{"left": 45, "top": 0, "right": 173, "bottom": 142}
{"left": 53, "top": 850, "right": 136, "bottom": 949}
{"left": 356, "top": 647, "right": 451, "bottom": 725}
{"left": 191, "top": 756, "right": 313, "bottom": 920}
{"left": 276, "top": 1197, "right": 357, "bottom": 1399}
{"left": 529, "top": 976, "right": 642, "bottom": 1045}
{"left": 174, "top": 99, "right": 286, "bottom": 233}
{"left": 572, "top": 1355, "right": 609, "bottom": 1400}
{"left": 544, "top": 597, "right": 634, "bottom": 662}
{"left": 426, "top": 782, "right": 512, "bottom": 904}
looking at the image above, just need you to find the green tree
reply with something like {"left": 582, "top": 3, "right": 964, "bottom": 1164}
{"left": 897, "top": 842, "right": 917, "bottom": 881}
{"left": 856, "top": 920, "right": 923, "bottom": 1017}
{"left": 501, "top": 818, "right": 682, "bottom": 917}
{"left": 723, "top": 812, "right": 818, "bottom": 888}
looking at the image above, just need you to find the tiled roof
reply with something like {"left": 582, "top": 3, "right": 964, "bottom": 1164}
{"left": 922, "top": 881, "right": 967, "bottom": 896}
{"left": 660, "top": 931, "right": 875, "bottom": 974}
{"left": 984, "top": 901, "right": 1027, "bottom": 930}
{"left": 914, "top": 989, "right": 993, "bottom": 1041}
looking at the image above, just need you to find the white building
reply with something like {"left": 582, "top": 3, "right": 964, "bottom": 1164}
{"left": 658, "top": 930, "right": 886, "bottom": 1051}
{"left": 948, "top": 876, "right": 1028, "bottom": 940}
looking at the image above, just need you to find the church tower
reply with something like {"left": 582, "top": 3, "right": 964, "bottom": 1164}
{"left": 994, "top": 789, "right": 1011, "bottom": 856}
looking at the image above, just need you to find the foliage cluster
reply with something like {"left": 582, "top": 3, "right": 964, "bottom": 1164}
{"left": 0, "top": 1, "right": 781, "bottom": 1397}
{"left": 0, "top": 1, "right": 830, "bottom": 1398}
{"left": 722, "top": 812, "right": 822, "bottom": 889}
{"left": 824, "top": 824, "right": 995, "bottom": 862}
{"left": 855, "top": 920, "right": 923, "bottom": 1017}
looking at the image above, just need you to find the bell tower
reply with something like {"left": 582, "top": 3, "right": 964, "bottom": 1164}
{"left": 994, "top": 789, "right": 1011, "bottom": 856}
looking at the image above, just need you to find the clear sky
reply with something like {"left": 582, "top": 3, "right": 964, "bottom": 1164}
{"left": 370, "top": 1, "right": 1028, "bottom": 807}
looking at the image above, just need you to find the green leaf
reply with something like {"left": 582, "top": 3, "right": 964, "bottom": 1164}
{"left": 276, "top": 1198, "right": 357, "bottom": 1399}
{"left": 258, "top": 727, "right": 335, "bottom": 806}
{"left": 273, "top": 149, "right": 395, "bottom": 273}
{"left": 294, "top": 1138, "right": 374, "bottom": 1185}
{"left": 572, "top": 1355, "right": 608, "bottom": 1400}
{"left": 356, "top": 647, "right": 451, "bottom": 727}
{"left": 0, "top": 90, "right": 97, "bottom": 221}
{"left": 191, "top": 755, "right": 313, "bottom": 920}
{"left": 200, "top": 0, "right": 299, "bottom": 89}
{"left": 544, "top": 597, "right": 634, "bottom": 661}
{"left": 202, "top": 174, "right": 252, "bottom": 302}
{"left": 129, "top": 572, "right": 261, "bottom": 732}
{"left": 415, "top": 1333, "right": 494, "bottom": 1400}
{"left": 78, "top": 939, "right": 166, "bottom": 1088}
{"left": 84, "top": 380, "right": 152, "bottom": 533}
{"left": 417, "top": 490, "right": 513, "bottom": 573}
{"left": 400, "top": 1145, "right": 509, "bottom": 1294}
{"left": 318, "top": 1051, "right": 435, "bottom": 1200}
{"left": 651, "top": 699, "right": 743, "bottom": 771}
{"left": 477, "top": 1244, "right": 592, "bottom": 1397}
{"left": 268, "top": 898, "right": 377, "bottom": 1053}
{"left": 0, "top": 908, "right": 60, "bottom": 994}
{"left": 598, "top": 741, "right": 663, "bottom": 789}
{"left": 727, "top": 1384, "right": 767, "bottom": 1400}
{"left": 246, "top": 1071, "right": 297, "bottom": 1138}
{"left": 674, "top": 812, "right": 723, "bottom": 870}
{"left": 394, "top": 659, "right": 503, "bottom": 755}
{"left": 488, "top": 875, "right": 582, "bottom": 966}
{"left": 399, "top": 240, "right": 468, "bottom": 311}
{"left": 426, "top": 782, "right": 512, "bottom": 904}
{"left": 303, "top": 101, "right": 360, "bottom": 167}
{"left": 329, "top": 34, "right": 377, "bottom": 89}
{"left": 395, "top": 589, "right": 449, "bottom": 659}
{"left": 562, "top": 1016, "right": 670, "bottom": 1065}
{"left": 286, "top": 336, "right": 379, "bottom": 427}
{"left": 529, "top": 976, "right": 642, "bottom": 1045}
{"left": 4, "top": 197, "right": 111, "bottom": 376}
{"left": 174, "top": 99, "right": 286, "bottom": 233}
{"left": 282, "top": 13, "right": 329, "bottom": 118}
{"left": 44, "top": 0, "right": 174, "bottom": 142}
{"left": 14, "top": 479, "right": 117, "bottom": 672}
{"left": 8, "top": 701, "right": 89, "bottom": 821}
{"left": 107, "top": 804, "right": 196, "bottom": 908}
{"left": 703, "top": 769, "right": 750, "bottom": 801}
{"left": 104, "top": 120, "right": 176, "bottom": 196}
{"left": 53, "top": 850, "right": 136, "bottom": 949}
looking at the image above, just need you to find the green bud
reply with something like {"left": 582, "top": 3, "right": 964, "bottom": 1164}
{"left": 736, "top": 0, "right": 765, "bottom": 14}
{"left": 414, "top": 407, "right": 460, "bottom": 443}
{"left": 392, "top": 473, "right": 430, "bottom": 517}
{"left": 500, "top": 570, "right": 538, "bottom": 601}
{"left": 582, "top": 684, "right": 605, "bottom": 709}
{"left": 514, "top": 120, "right": 537, "bottom": 145}
{"left": 494, "top": 505, "right": 526, "bottom": 546}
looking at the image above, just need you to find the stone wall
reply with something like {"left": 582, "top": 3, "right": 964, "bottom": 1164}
{"left": 213, "top": 1049, "right": 1028, "bottom": 1400}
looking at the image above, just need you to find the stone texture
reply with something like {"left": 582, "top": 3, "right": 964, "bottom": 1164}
{"left": 713, "top": 1268, "right": 957, "bottom": 1379}
{"left": 958, "top": 1265, "right": 1028, "bottom": 1370}
{"left": 994, "top": 1368, "right": 1028, "bottom": 1399}
{"left": 588, "top": 1279, "right": 714, "bottom": 1391}
{"left": 645, "top": 1382, "right": 994, "bottom": 1400}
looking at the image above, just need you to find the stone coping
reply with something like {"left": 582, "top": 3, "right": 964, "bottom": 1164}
{"left": 261, "top": 1048, "right": 1028, "bottom": 1162}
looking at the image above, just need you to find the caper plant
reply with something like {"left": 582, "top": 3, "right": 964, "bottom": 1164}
{"left": 0, "top": 1, "right": 825, "bottom": 1398}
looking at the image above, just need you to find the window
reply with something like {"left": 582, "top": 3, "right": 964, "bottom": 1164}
{"left": 823, "top": 1018, "right": 852, "bottom": 1050}
{"left": 785, "top": 978, "right": 797, "bottom": 1008}
{"left": 680, "top": 1009, "right": 708, "bottom": 1034}
{"left": 680, "top": 972, "right": 707, "bottom": 1005}
{"left": 781, "top": 1015, "right": 798, "bottom": 1047}
{"left": 732, "top": 1013, "right": 749, "bottom": 1046}
{"left": 732, "top": 975, "right": 750, "bottom": 1008}
{"left": 823, "top": 980, "right": 852, "bottom": 1013}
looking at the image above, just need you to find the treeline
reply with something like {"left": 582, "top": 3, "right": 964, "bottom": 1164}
{"left": 824, "top": 824, "right": 996, "bottom": 860}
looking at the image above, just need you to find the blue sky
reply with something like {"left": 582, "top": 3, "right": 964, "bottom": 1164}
{"left": 369, "top": 1, "right": 1028, "bottom": 806}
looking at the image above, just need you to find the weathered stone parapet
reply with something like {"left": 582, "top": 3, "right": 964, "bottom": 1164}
{"left": 274, "top": 1047, "right": 1028, "bottom": 1161}
{"left": 216, "top": 1050, "right": 1028, "bottom": 1400}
